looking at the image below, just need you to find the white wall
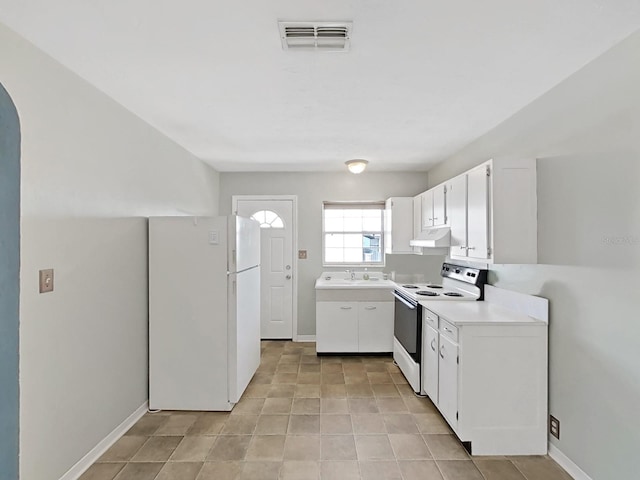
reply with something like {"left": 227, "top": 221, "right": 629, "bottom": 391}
{"left": 219, "top": 172, "right": 446, "bottom": 335}
{"left": 428, "top": 30, "right": 640, "bottom": 480}
{"left": 0, "top": 22, "right": 220, "bottom": 480}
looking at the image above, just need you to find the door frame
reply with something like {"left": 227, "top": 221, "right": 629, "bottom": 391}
{"left": 232, "top": 195, "right": 300, "bottom": 341}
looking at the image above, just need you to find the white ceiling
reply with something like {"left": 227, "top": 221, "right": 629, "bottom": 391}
{"left": 1, "top": 1, "right": 640, "bottom": 172}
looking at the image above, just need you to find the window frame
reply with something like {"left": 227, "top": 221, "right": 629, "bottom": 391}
{"left": 250, "top": 210, "right": 285, "bottom": 229}
{"left": 321, "top": 201, "right": 386, "bottom": 267}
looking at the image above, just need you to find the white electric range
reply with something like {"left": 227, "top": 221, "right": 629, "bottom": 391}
{"left": 393, "top": 263, "right": 488, "bottom": 393}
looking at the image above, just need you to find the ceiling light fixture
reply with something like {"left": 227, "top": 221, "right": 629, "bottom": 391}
{"left": 345, "top": 159, "right": 368, "bottom": 174}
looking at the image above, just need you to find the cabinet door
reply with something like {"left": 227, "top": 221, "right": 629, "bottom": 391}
{"left": 432, "top": 185, "right": 446, "bottom": 226}
{"left": 423, "top": 325, "right": 439, "bottom": 402}
{"left": 438, "top": 334, "right": 459, "bottom": 428}
{"left": 384, "top": 201, "right": 392, "bottom": 254}
{"left": 466, "top": 165, "right": 490, "bottom": 260}
{"left": 358, "top": 302, "right": 394, "bottom": 352}
{"left": 385, "top": 198, "right": 414, "bottom": 254}
{"left": 316, "top": 302, "right": 358, "bottom": 352}
{"left": 421, "top": 191, "right": 434, "bottom": 229}
{"left": 412, "top": 195, "right": 422, "bottom": 253}
{"left": 447, "top": 175, "right": 467, "bottom": 257}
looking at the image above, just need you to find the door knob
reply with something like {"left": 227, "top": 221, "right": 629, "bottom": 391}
{"left": 286, "top": 274, "right": 292, "bottom": 280}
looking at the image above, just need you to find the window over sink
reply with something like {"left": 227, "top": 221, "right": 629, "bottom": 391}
{"left": 322, "top": 201, "right": 385, "bottom": 266}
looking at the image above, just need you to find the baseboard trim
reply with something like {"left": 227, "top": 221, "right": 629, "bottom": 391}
{"left": 548, "top": 442, "right": 592, "bottom": 480}
{"left": 59, "top": 401, "right": 148, "bottom": 480}
{"left": 294, "top": 335, "right": 316, "bottom": 342}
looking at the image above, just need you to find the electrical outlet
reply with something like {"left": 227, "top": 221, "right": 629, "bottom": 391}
{"left": 39, "top": 269, "right": 54, "bottom": 293}
{"left": 298, "top": 250, "right": 308, "bottom": 259}
{"left": 549, "top": 415, "right": 560, "bottom": 439}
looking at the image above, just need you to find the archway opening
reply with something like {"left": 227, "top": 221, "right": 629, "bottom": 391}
{"left": 0, "top": 81, "right": 21, "bottom": 479}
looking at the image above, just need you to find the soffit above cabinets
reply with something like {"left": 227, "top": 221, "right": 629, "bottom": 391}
{"left": 1, "top": 1, "right": 640, "bottom": 172}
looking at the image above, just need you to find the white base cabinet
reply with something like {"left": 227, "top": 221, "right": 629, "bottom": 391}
{"left": 358, "top": 302, "right": 394, "bottom": 352}
{"left": 317, "top": 300, "right": 393, "bottom": 353}
{"left": 316, "top": 302, "right": 359, "bottom": 352}
{"left": 437, "top": 332, "right": 459, "bottom": 429}
{"left": 423, "top": 324, "right": 439, "bottom": 403}
{"left": 422, "top": 306, "right": 548, "bottom": 455}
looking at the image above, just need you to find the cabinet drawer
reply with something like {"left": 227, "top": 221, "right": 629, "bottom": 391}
{"left": 439, "top": 319, "right": 458, "bottom": 342}
{"left": 424, "top": 309, "right": 438, "bottom": 329}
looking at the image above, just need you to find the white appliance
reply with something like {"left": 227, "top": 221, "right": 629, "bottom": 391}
{"left": 149, "top": 215, "right": 261, "bottom": 411}
{"left": 393, "top": 263, "right": 487, "bottom": 393}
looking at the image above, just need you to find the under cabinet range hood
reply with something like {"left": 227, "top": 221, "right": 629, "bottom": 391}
{"left": 409, "top": 227, "right": 451, "bottom": 248}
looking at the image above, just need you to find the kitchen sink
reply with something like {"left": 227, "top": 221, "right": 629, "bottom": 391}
{"left": 315, "top": 274, "right": 395, "bottom": 289}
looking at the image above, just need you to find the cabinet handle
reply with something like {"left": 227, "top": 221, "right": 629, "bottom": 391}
{"left": 467, "top": 246, "right": 475, "bottom": 251}
{"left": 431, "top": 339, "right": 436, "bottom": 352}
{"left": 393, "top": 292, "right": 416, "bottom": 310}
{"left": 440, "top": 345, "right": 445, "bottom": 359}
{"left": 364, "top": 306, "right": 377, "bottom": 310}
{"left": 459, "top": 245, "right": 467, "bottom": 250}
{"left": 340, "top": 306, "right": 352, "bottom": 310}
{"left": 443, "top": 327, "right": 452, "bottom": 334}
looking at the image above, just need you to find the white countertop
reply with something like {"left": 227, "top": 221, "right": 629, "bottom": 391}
{"left": 419, "top": 300, "right": 546, "bottom": 326}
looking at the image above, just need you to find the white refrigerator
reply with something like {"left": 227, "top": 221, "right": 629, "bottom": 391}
{"left": 149, "top": 215, "right": 261, "bottom": 411}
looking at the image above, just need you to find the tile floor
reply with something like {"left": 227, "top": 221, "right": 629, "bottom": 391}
{"left": 82, "top": 341, "right": 573, "bottom": 480}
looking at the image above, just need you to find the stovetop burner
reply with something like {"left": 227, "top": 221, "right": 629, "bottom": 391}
{"left": 402, "top": 285, "right": 419, "bottom": 289}
{"left": 426, "top": 285, "right": 443, "bottom": 289}
{"left": 416, "top": 291, "right": 439, "bottom": 296}
{"left": 443, "top": 292, "right": 463, "bottom": 297}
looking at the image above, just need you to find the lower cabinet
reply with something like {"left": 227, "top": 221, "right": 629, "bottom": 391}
{"left": 423, "top": 324, "right": 439, "bottom": 401}
{"left": 437, "top": 333, "right": 459, "bottom": 429}
{"left": 316, "top": 302, "right": 358, "bottom": 352}
{"left": 421, "top": 307, "right": 548, "bottom": 455}
{"left": 358, "top": 302, "right": 394, "bottom": 352}
{"left": 317, "top": 301, "right": 393, "bottom": 353}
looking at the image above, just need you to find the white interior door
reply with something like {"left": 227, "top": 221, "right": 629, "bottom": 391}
{"left": 234, "top": 198, "right": 294, "bottom": 339}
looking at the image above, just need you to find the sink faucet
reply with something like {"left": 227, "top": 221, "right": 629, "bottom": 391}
{"left": 345, "top": 269, "right": 355, "bottom": 280}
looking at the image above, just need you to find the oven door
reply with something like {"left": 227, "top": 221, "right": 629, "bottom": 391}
{"left": 393, "top": 291, "right": 421, "bottom": 363}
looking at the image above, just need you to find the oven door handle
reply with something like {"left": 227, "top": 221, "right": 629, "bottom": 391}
{"left": 393, "top": 292, "right": 417, "bottom": 310}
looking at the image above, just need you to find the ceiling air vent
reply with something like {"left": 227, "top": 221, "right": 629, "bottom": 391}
{"left": 278, "top": 22, "right": 352, "bottom": 51}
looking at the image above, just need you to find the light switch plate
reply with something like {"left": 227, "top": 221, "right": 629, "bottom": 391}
{"left": 39, "top": 269, "right": 54, "bottom": 293}
{"left": 298, "top": 250, "right": 308, "bottom": 259}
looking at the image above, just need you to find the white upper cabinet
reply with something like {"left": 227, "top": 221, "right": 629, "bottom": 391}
{"left": 447, "top": 174, "right": 467, "bottom": 257}
{"left": 432, "top": 185, "right": 446, "bottom": 227}
{"left": 419, "top": 185, "right": 446, "bottom": 230}
{"left": 465, "top": 164, "right": 490, "bottom": 260}
{"left": 384, "top": 197, "right": 414, "bottom": 254}
{"left": 421, "top": 191, "right": 434, "bottom": 229}
{"left": 412, "top": 195, "right": 422, "bottom": 253}
{"left": 447, "top": 158, "right": 537, "bottom": 264}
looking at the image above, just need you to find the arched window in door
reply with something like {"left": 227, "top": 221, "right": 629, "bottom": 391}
{"left": 250, "top": 210, "right": 285, "bottom": 229}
